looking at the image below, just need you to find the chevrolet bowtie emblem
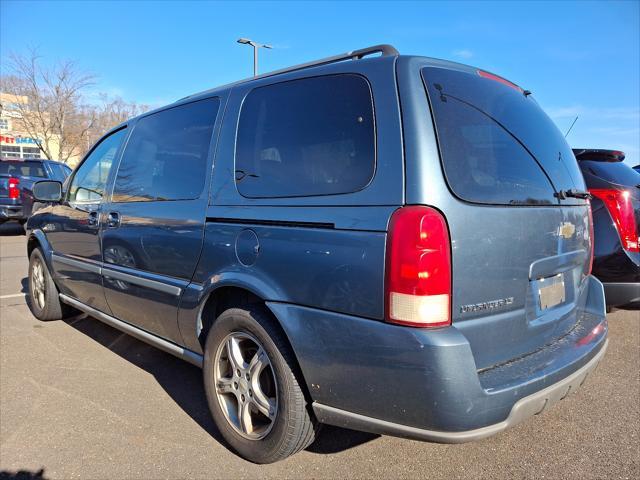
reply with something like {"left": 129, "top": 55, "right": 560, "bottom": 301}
{"left": 558, "top": 222, "right": 576, "bottom": 239}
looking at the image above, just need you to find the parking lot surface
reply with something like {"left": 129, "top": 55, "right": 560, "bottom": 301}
{"left": 1, "top": 223, "right": 638, "bottom": 479}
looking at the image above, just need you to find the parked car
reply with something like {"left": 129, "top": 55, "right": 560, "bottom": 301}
{"left": 574, "top": 148, "right": 640, "bottom": 308}
{"left": 25, "top": 45, "right": 607, "bottom": 463}
{"left": 0, "top": 158, "right": 72, "bottom": 228}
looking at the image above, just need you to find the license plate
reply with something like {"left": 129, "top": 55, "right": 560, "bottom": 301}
{"left": 538, "top": 273, "right": 566, "bottom": 310}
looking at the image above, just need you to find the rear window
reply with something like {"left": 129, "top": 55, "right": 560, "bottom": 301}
{"left": 235, "top": 74, "right": 375, "bottom": 198}
{"left": 580, "top": 160, "right": 640, "bottom": 187}
{"left": 0, "top": 161, "right": 47, "bottom": 178}
{"left": 423, "top": 67, "right": 584, "bottom": 205}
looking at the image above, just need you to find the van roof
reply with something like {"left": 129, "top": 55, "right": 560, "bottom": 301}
{"left": 117, "top": 44, "right": 524, "bottom": 129}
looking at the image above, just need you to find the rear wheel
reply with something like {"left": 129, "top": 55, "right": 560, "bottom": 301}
{"left": 203, "top": 307, "right": 318, "bottom": 463}
{"left": 27, "top": 248, "right": 73, "bottom": 320}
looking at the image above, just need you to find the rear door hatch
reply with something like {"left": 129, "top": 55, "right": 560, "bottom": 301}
{"left": 422, "top": 66, "right": 594, "bottom": 370}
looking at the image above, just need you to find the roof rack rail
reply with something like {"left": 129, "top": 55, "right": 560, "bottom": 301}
{"left": 178, "top": 44, "right": 399, "bottom": 103}
{"left": 249, "top": 44, "right": 399, "bottom": 82}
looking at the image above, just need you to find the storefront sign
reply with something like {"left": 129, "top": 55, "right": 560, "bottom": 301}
{"left": 0, "top": 135, "right": 41, "bottom": 145}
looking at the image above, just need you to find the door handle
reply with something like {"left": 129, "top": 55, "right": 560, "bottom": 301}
{"left": 87, "top": 211, "right": 99, "bottom": 227}
{"left": 107, "top": 212, "right": 121, "bottom": 228}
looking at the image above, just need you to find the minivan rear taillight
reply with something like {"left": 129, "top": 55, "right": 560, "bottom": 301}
{"left": 386, "top": 206, "right": 452, "bottom": 327}
{"left": 589, "top": 189, "right": 639, "bottom": 253}
{"left": 8, "top": 177, "right": 20, "bottom": 199}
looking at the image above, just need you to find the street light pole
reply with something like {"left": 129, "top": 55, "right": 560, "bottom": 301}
{"left": 237, "top": 38, "right": 273, "bottom": 76}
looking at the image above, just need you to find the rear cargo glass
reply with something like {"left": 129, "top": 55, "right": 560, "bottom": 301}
{"left": 422, "top": 67, "right": 586, "bottom": 206}
{"left": 0, "top": 161, "right": 46, "bottom": 178}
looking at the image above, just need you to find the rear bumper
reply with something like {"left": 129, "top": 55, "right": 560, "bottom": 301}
{"left": 603, "top": 282, "right": 640, "bottom": 307}
{"left": 268, "top": 275, "right": 607, "bottom": 440}
{"left": 313, "top": 339, "right": 607, "bottom": 443}
{"left": 0, "top": 205, "right": 24, "bottom": 221}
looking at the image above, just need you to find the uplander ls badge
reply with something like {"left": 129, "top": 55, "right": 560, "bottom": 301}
{"left": 460, "top": 297, "right": 514, "bottom": 313}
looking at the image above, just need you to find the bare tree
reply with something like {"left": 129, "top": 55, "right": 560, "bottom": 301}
{"left": 1, "top": 50, "right": 149, "bottom": 163}
{"left": 88, "top": 94, "right": 148, "bottom": 146}
{"left": 1, "top": 49, "right": 96, "bottom": 162}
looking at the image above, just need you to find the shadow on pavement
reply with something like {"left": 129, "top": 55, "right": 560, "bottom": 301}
{"left": 0, "top": 468, "right": 47, "bottom": 480}
{"left": 307, "top": 425, "right": 379, "bottom": 454}
{"left": 59, "top": 314, "right": 377, "bottom": 456}
{"left": 0, "top": 223, "right": 25, "bottom": 236}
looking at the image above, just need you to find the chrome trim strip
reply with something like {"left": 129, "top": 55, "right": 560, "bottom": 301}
{"left": 59, "top": 294, "right": 203, "bottom": 367}
{"left": 102, "top": 267, "right": 183, "bottom": 296}
{"left": 52, "top": 254, "right": 102, "bottom": 274}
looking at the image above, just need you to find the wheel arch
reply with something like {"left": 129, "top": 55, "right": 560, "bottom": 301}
{"left": 194, "top": 282, "right": 314, "bottom": 405}
{"left": 27, "top": 229, "right": 53, "bottom": 265}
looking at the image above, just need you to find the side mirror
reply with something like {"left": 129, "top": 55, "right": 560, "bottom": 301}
{"left": 33, "top": 180, "right": 63, "bottom": 202}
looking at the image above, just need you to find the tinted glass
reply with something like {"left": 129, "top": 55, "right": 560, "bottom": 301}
{"left": 581, "top": 160, "right": 640, "bottom": 187}
{"left": 428, "top": 97, "right": 556, "bottom": 205}
{"left": 235, "top": 74, "right": 375, "bottom": 198}
{"left": 0, "top": 160, "right": 46, "bottom": 178}
{"left": 423, "top": 67, "right": 584, "bottom": 205}
{"left": 47, "top": 163, "right": 67, "bottom": 181}
{"left": 68, "top": 129, "right": 126, "bottom": 203}
{"left": 112, "top": 98, "right": 219, "bottom": 203}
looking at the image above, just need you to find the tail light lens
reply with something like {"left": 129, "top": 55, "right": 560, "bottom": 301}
{"left": 386, "top": 206, "right": 452, "bottom": 327}
{"left": 589, "top": 189, "right": 639, "bottom": 253}
{"left": 8, "top": 177, "right": 20, "bottom": 200}
{"left": 587, "top": 201, "right": 595, "bottom": 275}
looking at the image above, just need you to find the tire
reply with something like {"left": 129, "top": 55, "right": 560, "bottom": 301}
{"left": 203, "top": 307, "right": 318, "bottom": 463}
{"left": 27, "top": 248, "right": 73, "bottom": 321}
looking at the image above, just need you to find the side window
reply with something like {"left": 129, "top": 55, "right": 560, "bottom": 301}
{"left": 112, "top": 98, "right": 219, "bottom": 203}
{"left": 235, "top": 74, "right": 375, "bottom": 198}
{"left": 68, "top": 129, "right": 127, "bottom": 203}
{"left": 47, "top": 163, "right": 66, "bottom": 181}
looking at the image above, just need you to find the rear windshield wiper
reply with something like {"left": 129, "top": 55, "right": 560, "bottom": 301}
{"left": 555, "top": 189, "right": 592, "bottom": 200}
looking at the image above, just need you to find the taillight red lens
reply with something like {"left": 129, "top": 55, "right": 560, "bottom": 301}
{"left": 386, "top": 206, "right": 452, "bottom": 327}
{"left": 587, "top": 201, "right": 595, "bottom": 275}
{"left": 589, "top": 188, "right": 639, "bottom": 253}
{"left": 8, "top": 177, "right": 20, "bottom": 200}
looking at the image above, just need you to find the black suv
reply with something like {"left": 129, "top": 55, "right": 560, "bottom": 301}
{"left": 574, "top": 149, "right": 640, "bottom": 308}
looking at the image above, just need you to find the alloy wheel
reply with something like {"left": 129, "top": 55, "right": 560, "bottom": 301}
{"left": 30, "top": 258, "right": 46, "bottom": 310}
{"left": 213, "top": 332, "right": 278, "bottom": 440}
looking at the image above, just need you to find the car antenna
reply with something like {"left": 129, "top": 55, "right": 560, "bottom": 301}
{"left": 564, "top": 115, "right": 579, "bottom": 138}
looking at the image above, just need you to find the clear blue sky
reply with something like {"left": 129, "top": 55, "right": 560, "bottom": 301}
{"left": 1, "top": 0, "right": 638, "bottom": 166}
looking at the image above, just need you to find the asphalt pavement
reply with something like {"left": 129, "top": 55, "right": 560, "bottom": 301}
{"left": 1, "top": 222, "right": 638, "bottom": 479}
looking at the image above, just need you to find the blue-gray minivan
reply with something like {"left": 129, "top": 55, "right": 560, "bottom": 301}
{"left": 26, "top": 45, "right": 608, "bottom": 463}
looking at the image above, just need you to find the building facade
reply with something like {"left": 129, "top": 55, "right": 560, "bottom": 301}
{"left": 0, "top": 92, "right": 80, "bottom": 164}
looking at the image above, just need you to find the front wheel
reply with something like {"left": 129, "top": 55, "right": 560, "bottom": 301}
{"left": 203, "top": 307, "right": 318, "bottom": 463}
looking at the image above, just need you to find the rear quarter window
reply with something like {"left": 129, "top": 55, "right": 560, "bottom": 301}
{"left": 235, "top": 74, "right": 375, "bottom": 198}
